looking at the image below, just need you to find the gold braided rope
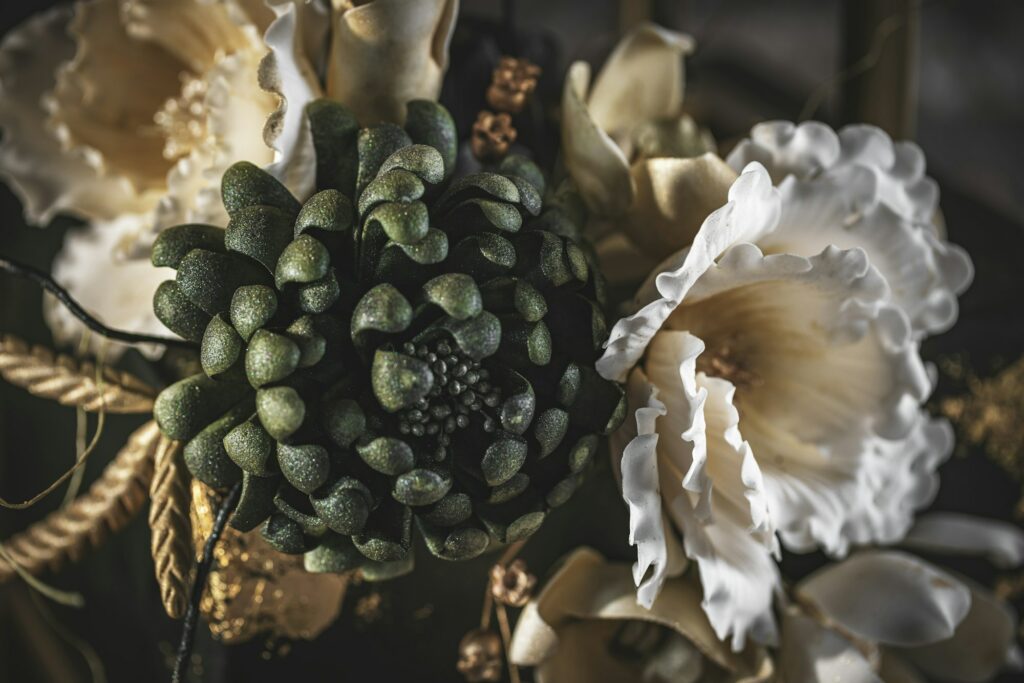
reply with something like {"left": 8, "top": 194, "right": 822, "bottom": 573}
{"left": 0, "top": 421, "right": 159, "bottom": 582}
{"left": 0, "top": 334, "right": 157, "bottom": 413}
{"left": 149, "top": 436, "right": 192, "bottom": 619}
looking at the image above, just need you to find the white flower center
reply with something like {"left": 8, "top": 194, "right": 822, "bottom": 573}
{"left": 154, "top": 73, "right": 210, "bottom": 161}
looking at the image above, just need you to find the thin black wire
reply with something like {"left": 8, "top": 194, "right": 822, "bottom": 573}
{"left": 171, "top": 482, "right": 241, "bottom": 683}
{"left": 0, "top": 255, "right": 197, "bottom": 350}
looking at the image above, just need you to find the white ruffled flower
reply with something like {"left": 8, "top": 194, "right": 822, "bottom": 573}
{"left": 0, "top": 0, "right": 457, "bottom": 357}
{"left": 781, "top": 516, "right": 1024, "bottom": 682}
{"left": 600, "top": 148, "right": 966, "bottom": 648}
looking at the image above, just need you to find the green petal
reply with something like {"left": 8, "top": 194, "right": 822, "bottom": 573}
{"left": 274, "top": 234, "right": 330, "bottom": 289}
{"left": 222, "top": 161, "right": 300, "bottom": 218}
{"left": 481, "top": 438, "right": 527, "bottom": 486}
{"left": 176, "top": 249, "right": 270, "bottom": 316}
{"left": 436, "top": 173, "right": 520, "bottom": 213}
{"left": 285, "top": 315, "right": 326, "bottom": 367}
{"left": 378, "top": 144, "right": 444, "bottom": 185}
{"left": 201, "top": 314, "right": 243, "bottom": 378}
{"left": 274, "top": 491, "right": 328, "bottom": 535}
{"left": 404, "top": 100, "right": 457, "bottom": 178}
{"left": 392, "top": 468, "right": 452, "bottom": 506}
{"left": 153, "top": 280, "right": 210, "bottom": 343}
{"left": 307, "top": 99, "right": 359, "bottom": 196}
{"left": 356, "top": 123, "right": 412, "bottom": 196}
{"left": 321, "top": 398, "right": 366, "bottom": 448}
{"left": 448, "top": 233, "right": 516, "bottom": 281}
{"left": 499, "top": 154, "right": 546, "bottom": 196}
{"left": 304, "top": 533, "right": 365, "bottom": 573}
{"left": 151, "top": 224, "right": 224, "bottom": 268}
{"left": 246, "top": 329, "right": 301, "bottom": 388}
{"left": 225, "top": 205, "right": 294, "bottom": 272}
{"left": 533, "top": 408, "right": 569, "bottom": 458}
{"left": 261, "top": 513, "right": 308, "bottom": 554}
{"left": 568, "top": 435, "right": 600, "bottom": 473}
{"left": 439, "top": 198, "right": 522, "bottom": 234}
{"left": 417, "top": 519, "right": 489, "bottom": 561}
{"left": 182, "top": 401, "right": 251, "bottom": 488}
{"left": 489, "top": 472, "right": 530, "bottom": 504}
{"left": 356, "top": 437, "right": 415, "bottom": 475}
{"left": 498, "top": 371, "right": 536, "bottom": 435}
{"left": 229, "top": 285, "right": 277, "bottom": 342}
{"left": 353, "top": 500, "right": 412, "bottom": 562}
{"left": 351, "top": 284, "right": 412, "bottom": 344}
{"left": 297, "top": 268, "right": 341, "bottom": 314}
{"left": 440, "top": 311, "right": 501, "bottom": 361}
{"left": 357, "top": 168, "right": 425, "bottom": 217}
{"left": 230, "top": 471, "right": 281, "bottom": 532}
{"left": 224, "top": 415, "right": 276, "bottom": 476}
{"left": 371, "top": 350, "right": 433, "bottom": 412}
{"left": 389, "top": 228, "right": 448, "bottom": 265}
{"left": 545, "top": 475, "right": 580, "bottom": 508}
{"left": 365, "top": 201, "right": 430, "bottom": 244}
{"left": 418, "top": 493, "right": 473, "bottom": 527}
{"left": 295, "top": 189, "right": 354, "bottom": 236}
{"left": 154, "top": 373, "right": 250, "bottom": 442}
{"left": 310, "top": 477, "right": 372, "bottom": 535}
{"left": 423, "top": 274, "right": 482, "bottom": 320}
{"left": 256, "top": 386, "right": 306, "bottom": 441}
{"left": 497, "top": 318, "right": 552, "bottom": 367}
{"left": 277, "top": 443, "right": 330, "bottom": 494}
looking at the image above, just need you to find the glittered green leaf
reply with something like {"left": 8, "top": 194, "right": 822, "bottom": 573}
{"left": 423, "top": 274, "right": 482, "bottom": 320}
{"left": 274, "top": 234, "right": 330, "bottom": 289}
{"left": 224, "top": 415, "right": 276, "bottom": 476}
{"left": 321, "top": 398, "right": 366, "bottom": 448}
{"left": 436, "top": 173, "right": 520, "bottom": 214}
{"left": 545, "top": 475, "right": 580, "bottom": 508}
{"left": 371, "top": 350, "right": 433, "bottom": 412}
{"left": 392, "top": 468, "right": 452, "bottom": 506}
{"left": 225, "top": 205, "right": 294, "bottom": 272}
{"left": 182, "top": 401, "right": 251, "bottom": 488}
{"left": 499, "top": 154, "right": 546, "bottom": 197}
{"left": 261, "top": 513, "right": 309, "bottom": 555}
{"left": 356, "top": 123, "right": 413, "bottom": 196}
{"left": 297, "top": 268, "right": 341, "bottom": 314}
{"left": 497, "top": 317, "right": 551, "bottom": 367}
{"left": 353, "top": 500, "right": 412, "bottom": 562}
{"left": 295, "top": 189, "right": 354, "bottom": 236}
{"left": 404, "top": 100, "right": 457, "bottom": 178}
{"left": 448, "top": 233, "right": 516, "bottom": 282}
{"left": 307, "top": 99, "right": 359, "bottom": 196}
{"left": 229, "top": 285, "right": 277, "bottom": 342}
{"left": 310, "top": 477, "right": 371, "bottom": 535}
{"left": 533, "top": 408, "right": 569, "bottom": 458}
{"left": 498, "top": 371, "right": 535, "bottom": 435}
{"left": 154, "top": 373, "right": 250, "bottom": 442}
{"left": 481, "top": 438, "right": 527, "bottom": 486}
{"left": 152, "top": 224, "right": 224, "bottom": 268}
{"left": 357, "top": 168, "right": 426, "bottom": 217}
{"left": 418, "top": 493, "right": 472, "bottom": 527}
{"left": 304, "top": 533, "right": 365, "bottom": 573}
{"left": 440, "top": 198, "right": 522, "bottom": 235}
{"left": 437, "top": 311, "right": 501, "bottom": 361}
{"left": 222, "top": 161, "right": 300, "bottom": 218}
{"left": 356, "top": 437, "right": 415, "bottom": 476}
{"left": 285, "top": 315, "right": 326, "bottom": 367}
{"left": 153, "top": 280, "right": 210, "bottom": 343}
{"left": 256, "top": 386, "right": 306, "bottom": 441}
{"left": 351, "top": 284, "right": 412, "bottom": 345}
{"left": 201, "top": 314, "right": 243, "bottom": 378}
{"left": 277, "top": 443, "right": 330, "bottom": 494}
{"left": 230, "top": 472, "right": 281, "bottom": 532}
{"left": 274, "top": 489, "right": 328, "bottom": 535}
{"left": 489, "top": 473, "right": 530, "bottom": 504}
{"left": 246, "top": 329, "right": 301, "bottom": 388}
{"left": 365, "top": 201, "right": 430, "bottom": 244}
{"left": 417, "top": 519, "right": 489, "bottom": 561}
{"left": 378, "top": 144, "right": 444, "bottom": 185}
{"left": 176, "top": 249, "right": 271, "bottom": 316}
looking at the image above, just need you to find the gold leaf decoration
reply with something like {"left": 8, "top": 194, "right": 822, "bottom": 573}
{"left": 0, "top": 334, "right": 157, "bottom": 413}
{"left": 0, "top": 421, "right": 159, "bottom": 581}
{"left": 190, "top": 480, "right": 349, "bottom": 643}
{"left": 149, "top": 436, "right": 192, "bottom": 619}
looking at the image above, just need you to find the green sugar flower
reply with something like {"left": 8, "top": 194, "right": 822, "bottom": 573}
{"left": 152, "top": 99, "right": 625, "bottom": 579}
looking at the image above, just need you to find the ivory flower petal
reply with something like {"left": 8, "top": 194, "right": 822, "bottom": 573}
{"left": 560, "top": 23, "right": 696, "bottom": 217}
{"left": 44, "top": 215, "right": 174, "bottom": 359}
{"left": 902, "top": 512, "right": 1024, "bottom": 569}
{"left": 726, "top": 121, "right": 973, "bottom": 336}
{"left": 0, "top": 7, "right": 152, "bottom": 223}
{"left": 777, "top": 607, "right": 880, "bottom": 683}
{"left": 796, "top": 550, "right": 971, "bottom": 648}
{"left": 509, "top": 548, "right": 772, "bottom": 683}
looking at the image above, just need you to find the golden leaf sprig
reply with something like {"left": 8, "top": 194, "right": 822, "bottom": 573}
{"left": 0, "top": 421, "right": 159, "bottom": 582}
{"left": 148, "top": 436, "right": 192, "bottom": 619}
{"left": 0, "top": 334, "right": 156, "bottom": 413}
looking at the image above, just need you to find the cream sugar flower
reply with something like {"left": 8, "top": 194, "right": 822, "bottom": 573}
{"left": 599, "top": 141, "right": 969, "bottom": 649}
{"left": 0, "top": 0, "right": 457, "bottom": 357}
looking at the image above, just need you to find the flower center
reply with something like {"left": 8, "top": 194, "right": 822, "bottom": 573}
{"left": 395, "top": 339, "right": 503, "bottom": 459}
{"left": 154, "top": 73, "right": 209, "bottom": 161}
{"left": 695, "top": 343, "right": 762, "bottom": 391}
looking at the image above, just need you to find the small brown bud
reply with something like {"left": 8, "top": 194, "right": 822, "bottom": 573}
{"left": 486, "top": 56, "right": 541, "bottom": 113}
{"left": 471, "top": 111, "right": 517, "bottom": 163}
{"left": 456, "top": 629, "right": 503, "bottom": 682}
{"left": 489, "top": 559, "right": 536, "bottom": 607}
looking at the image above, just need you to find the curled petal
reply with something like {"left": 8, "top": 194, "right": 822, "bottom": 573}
{"left": 725, "top": 120, "right": 840, "bottom": 183}
{"left": 260, "top": 0, "right": 326, "bottom": 201}
{"left": 902, "top": 513, "right": 1024, "bottom": 569}
{"left": 796, "top": 550, "right": 971, "bottom": 648}
{"left": 597, "top": 162, "right": 780, "bottom": 383}
{"left": 586, "top": 23, "right": 695, "bottom": 138}
{"left": 325, "top": 0, "right": 458, "bottom": 126}
{"left": 902, "top": 580, "right": 1019, "bottom": 683}
{"left": 624, "top": 154, "right": 737, "bottom": 262}
{"left": 45, "top": 215, "right": 175, "bottom": 360}
{"left": 0, "top": 7, "right": 153, "bottom": 223}
{"left": 778, "top": 607, "right": 881, "bottom": 683}
{"left": 561, "top": 60, "right": 634, "bottom": 217}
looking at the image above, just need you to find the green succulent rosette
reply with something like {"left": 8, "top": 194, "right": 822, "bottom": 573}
{"left": 151, "top": 99, "right": 625, "bottom": 578}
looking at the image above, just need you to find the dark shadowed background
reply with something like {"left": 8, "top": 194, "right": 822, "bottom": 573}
{"left": 2, "top": 1, "right": 1022, "bottom": 681}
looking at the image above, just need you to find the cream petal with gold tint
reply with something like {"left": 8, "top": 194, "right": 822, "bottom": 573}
{"left": 326, "top": 0, "right": 458, "bottom": 126}
{"left": 509, "top": 548, "right": 772, "bottom": 683}
{"left": 727, "top": 121, "right": 972, "bottom": 336}
{"left": 0, "top": 7, "right": 155, "bottom": 223}
{"left": 902, "top": 513, "right": 1024, "bottom": 569}
{"left": 777, "top": 607, "right": 881, "bottom": 683}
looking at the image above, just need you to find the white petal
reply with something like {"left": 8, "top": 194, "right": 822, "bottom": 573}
{"left": 839, "top": 414, "right": 952, "bottom": 552}
{"left": 0, "top": 7, "right": 155, "bottom": 223}
{"left": 561, "top": 60, "right": 634, "bottom": 217}
{"left": 586, "top": 23, "right": 695, "bottom": 138}
{"left": 725, "top": 120, "right": 840, "bottom": 183}
{"left": 797, "top": 551, "right": 972, "bottom": 647}
{"left": 835, "top": 125, "right": 939, "bottom": 225}
{"left": 763, "top": 169, "right": 972, "bottom": 336}
{"left": 597, "top": 162, "right": 780, "bottom": 383}
{"left": 778, "top": 607, "right": 881, "bottom": 683}
{"left": 508, "top": 602, "right": 559, "bottom": 667}
{"left": 45, "top": 215, "right": 175, "bottom": 360}
{"left": 325, "top": 0, "right": 458, "bottom": 125}
{"left": 260, "top": 0, "right": 326, "bottom": 202}
{"left": 902, "top": 580, "right": 1019, "bottom": 683}
{"left": 902, "top": 513, "right": 1024, "bottom": 569}
{"left": 620, "top": 367, "right": 673, "bottom": 607}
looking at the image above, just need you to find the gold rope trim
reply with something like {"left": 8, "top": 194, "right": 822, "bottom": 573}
{"left": 0, "top": 421, "right": 160, "bottom": 582}
{"left": 0, "top": 334, "right": 157, "bottom": 413}
{"left": 148, "top": 436, "right": 192, "bottom": 619}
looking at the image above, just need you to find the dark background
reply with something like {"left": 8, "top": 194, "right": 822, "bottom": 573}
{"left": 2, "top": 1, "right": 1022, "bottom": 681}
